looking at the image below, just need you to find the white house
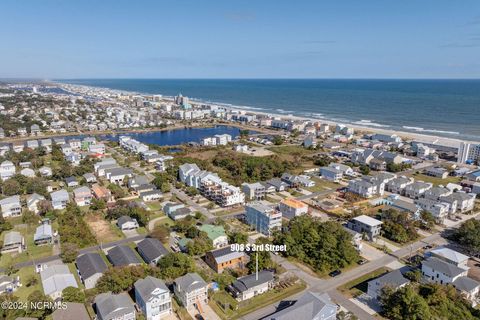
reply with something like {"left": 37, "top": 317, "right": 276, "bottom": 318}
{"left": 230, "top": 271, "right": 274, "bottom": 301}
{"left": 0, "top": 160, "right": 15, "bottom": 181}
{"left": 367, "top": 270, "right": 410, "bottom": 300}
{"left": 0, "top": 195, "right": 22, "bottom": 218}
{"left": 135, "top": 276, "right": 172, "bottom": 320}
{"left": 174, "top": 273, "right": 208, "bottom": 309}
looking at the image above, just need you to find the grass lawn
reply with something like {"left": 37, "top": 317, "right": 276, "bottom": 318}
{"left": 172, "top": 298, "right": 193, "bottom": 320}
{"left": 146, "top": 202, "right": 162, "bottom": 211}
{"left": 137, "top": 226, "right": 148, "bottom": 234}
{"left": 338, "top": 267, "right": 390, "bottom": 298}
{"left": 210, "top": 281, "right": 306, "bottom": 320}
{"left": 307, "top": 177, "right": 341, "bottom": 192}
{"left": 154, "top": 217, "right": 175, "bottom": 228}
{"left": 409, "top": 173, "right": 462, "bottom": 186}
{"left": 0, "top": 224, "right": 53, "bottom": 268}
{"left": 13, "top": 266, "right": 42, "bottom": 301}
{"left": 67, "top": 262, "right": 84, "bottom": 289}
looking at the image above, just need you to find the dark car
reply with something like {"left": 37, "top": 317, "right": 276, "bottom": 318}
{"left": 195, "top": 315, "right": 205, "bottom": 320}
{"left": 329, "top": 269, "right": 342, "bottom": 277}
{"left": 357, "top": 259, "right": 367, "bottom": 265}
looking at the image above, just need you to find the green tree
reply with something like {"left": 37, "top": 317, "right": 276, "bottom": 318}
{"left": 381, "top": 285, "right": 432, "bottom": 320}
{"left": 26, "top": 290, "right": 53, "bottom": 319}
{"left": 60, "top": 243, "right": 79, "bottom": 263}
{"left": 2, "top": 179, "right": 21, "bottom": 196}
{"left": 62, "top": 286, "right": 85, "bottom": 302}
{"left": 451, "top": 218, "right": 480, "bottom": 255}
{"left": 157, "top": 253, "right": 195, "bottom": 281}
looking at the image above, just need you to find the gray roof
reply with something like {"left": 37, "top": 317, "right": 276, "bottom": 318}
{"left": 107, "top": 245, "right": 141, "bottom": 266}
{"left": 27, "top": 193, "right": 45, "bottom": 206}
{"left": 73, "top": 186, "right": 91, "bottom": 197}
{"left": 423, "top": 257, "right": 466, "bottom": 278}
{"left": 370, "top": 270, "right": 409, "bottom": 289}
{"left": 137, "top": 238, "right": 168, "bottom": 263}
{"left": 232, "top": 270, "right": 274, "bottom": 293}
{"left": 209, "top": 246, "right": 247, "bottom": 264}
{"left": 175, "top": 273, "right": 207, "bottom": 293}
{"left": 0, "top": 195, "right": 20, "bottom": 206}
{"left": 40, "top": 264, "right": 77, "bottom": 296}
{"left": 76, "top": 252, "right": 108, "bottom": 280}
{"left": 52, "top": 302, "right": 90, "bottom": 320}
{"left": 135, "top": 276, "right": 169, "bottom": 301}
{"left": 117, "top": 215, "right": 134, "bottom": 226}
{"left": 267, "top": 291, "right": 336, "bottom": 320}
{"left": 51, "top": 189, "right": 69, "bottom": 202}
{"left": 453, "top": 276, "right": 480, "bottom": 292}
{"left": 34, "top": 224, "right": 53, "bottom": 241}
{"left": 95, "top": 292, "right": 135, "bottom": 320}
{"left": 3, "top": 231, "right": 23, "bottom": 245}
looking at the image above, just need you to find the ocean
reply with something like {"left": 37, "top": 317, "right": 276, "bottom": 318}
{"left": 57, "top": 79, "right": 480, "bottom": 141}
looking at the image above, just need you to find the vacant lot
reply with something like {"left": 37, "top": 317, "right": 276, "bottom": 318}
{"left": 84, "top": 213, "right": 124, "bottom": 243}
{"left": 408, "top": 173, "right": 462, "bottom": 186}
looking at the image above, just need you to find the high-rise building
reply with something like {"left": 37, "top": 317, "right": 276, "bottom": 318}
{"left": 458, "top": 142, "right": 480, "bottom": 164}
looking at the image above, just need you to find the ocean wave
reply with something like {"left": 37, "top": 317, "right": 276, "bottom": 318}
{"left": 353, "top": 120, "right": 390, "bottom": 128}
{"left": 402, "top": 126, "right": 459, "bottom": 135}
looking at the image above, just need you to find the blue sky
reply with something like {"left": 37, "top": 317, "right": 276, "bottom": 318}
{"left": 1, "top": 0, "right": 479, "bottom": 79}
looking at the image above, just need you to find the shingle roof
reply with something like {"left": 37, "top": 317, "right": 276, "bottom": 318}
{"left": 95, "top": 292, "right": 134, "bottom": 320}
{"left": 3, "top": 231, "right": 22, "bottom": 245}
{"left": 231, "top": 270, "right": 274, "bottom": 293}
{"left": 209, "top": 246, "right": 246, "bottom": 264}
{"left": 135, "top": 276, "right": 169, "bottom": 301}
{"left": 370, "top": 270, "right": 409, "bottom": 289}
{"left": 453, "top": 276, "right": 480, "bottom": 292}
{"left": 107, "top": 245, "right": 141, "bottom": 266}
{"left": 267, "top": 291, "right": 336, "bottom": 320}
{"left": 40, "top": 264, "right": 77, "bottom": 296}
{"left": 423, "top": 257, "right": 466, "bottom": 278}
{"left": 175, "top": 273, "right": 207, "bottom": 293}
{"left": 76, "top": 252, "right": 107, "bottom": 280}
{"left": 117, "top": 215, "right": 134, "bottom": 226}
{"left": 52, "top": 302, "right": 90, "bottom": 320}
{"left": 137, "top": 238, "right": 168, "bottom": 263}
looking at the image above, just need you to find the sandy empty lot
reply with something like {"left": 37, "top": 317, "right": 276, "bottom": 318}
{"left": 84, "top": 213, "right": 123, "bottom": 243}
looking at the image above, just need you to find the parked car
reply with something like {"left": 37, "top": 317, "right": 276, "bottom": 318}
{"left": 329, "top": 269, "right": 341, "bottom": 277}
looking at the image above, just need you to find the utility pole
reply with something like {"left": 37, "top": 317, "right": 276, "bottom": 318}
{"left": 256, "top": 251, "right": 259, "bottom": 281}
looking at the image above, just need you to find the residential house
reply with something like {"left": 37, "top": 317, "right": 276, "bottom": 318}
{"left": 198, "top": 224, "right": 228, "bottom": 248}
{"left": 117, "top": 216, "right": 139, "bottom": 230}
{"left": 52, "top": 302, "right": 90, "bottom": 320}
{"left": 40, "top": 263, "right": 78, "bottom": 300}
{"left": 0, "top": 160, "right": 15, "bottom": 181}
{"left": 424, "top": 186, "right": 452, "bottom": 201}
{"left": 320, "top": 166, "right": 343, "bottom": 182}
{"left": 0, "top": 195, "right": 22, "bottom": 218}
{"left": 172, "top": 207, "right": 194, "bottom": 220}
{"left": 135, "top": 276, "right": 172, "bottom": 320}
{"left": 429, "top": 247, "right": 470, "bottom": 269}
{"left": 229, "top": 270, "right": 275, "bottom": 301}
{"left": 105, "top": 167, "right": 134, "bottom": 185}
{"left": 278, "top": 198, "right": 309, "bottom": 219}
{"left": 76, "top": 252, "right": 108, "bottom": 290}
{"left": 266, "top": 178, "right": 289, "bottom": 192}
{"left": 205, "top": 246, "right": 249, "bottom": 273}
{"left": 0, "top": 274, "right": 20, "bottom": 294}
{"left": 386, "top": 176, "right": 414, "bottom": 195}
{"left": 140, "top": 189, "right": 163, "bottom": 202}
{"left": 20, "top": 168, "right": 35, "bottom": 178}
{"left": 95, "top": 292, "right": 136, "bottom": 320}
{"left": 404, "top": 181, "right": 433, "bottom": 199}
{"left": 246, "top": 202, "right": 282, "bottom": 236}
{"left": 50, "top": 189, "right": 70, "bottom": 210}
{"left": 173, "top": 273, "right": 208, "bottom": 309}
{"left": 137, "top": 238, "right": 169, "bottom": 265}
{"left": 425, "top": 256, "right": 467, "bottom": 285}
{"left": 83, "top": 172, "right": 97, "bottom": 183}
{"left": 367, "top": 270, "right": 410, "bottom": 300}
{"left": 34, "top": 223, "right": 53, "bottom": 245}
{"left": 107, "top": 245, "right": 142, "bottom": 267}
{"left": 415, "top": 198, "right": 450, "bottom": 223}
{"left": 425, "top": 167, "right": 449, "bottom": 179}
{"left": 65, "top": 177, "right": 78, "bottom": 187}
{"left": 241, "top": 182, "right": 266, "bottom": 200}
{"left": 348, "top": 179, "right": 380, "bottom": 198}
{"left": 39, "top": 166, "right": 53, "bottom": 177}
{"left": 1, "top": 231, "right": 25, "bottom": 254}
{"left": 441, "top": 192, "right": 476, "bottom": 213}
{"left": 266, "top": 291, "right": 337, "bottom": 320}
{"left": 346, "top": 215, "right": 383, "bottom": 241}
{"left": 73, "top": 186, "right": 92, "bottom": 206}
{"left": 91, "top": 183, "right": 115, "bottom": 203}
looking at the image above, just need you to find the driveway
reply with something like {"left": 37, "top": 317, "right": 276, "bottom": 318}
{"left": 187, "top": 304, "right": 220, "bottom": 320}
{"left": 122, "top": 228, "right": 139, "bottom": 238}
{"left": 359, "top": 242, "right": 386, "bottom": 261}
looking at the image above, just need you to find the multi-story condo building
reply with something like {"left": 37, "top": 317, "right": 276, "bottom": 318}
{"left": 245, "top": 202, "right": 282, "bottom": 236}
